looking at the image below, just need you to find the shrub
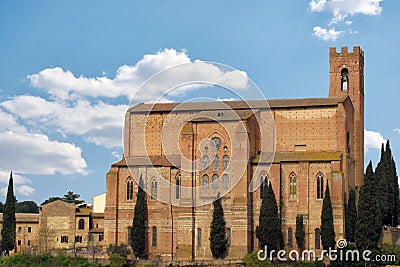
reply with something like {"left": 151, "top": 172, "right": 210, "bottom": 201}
{"left": 109, "top": 253, "right": 126, "bottom": 267}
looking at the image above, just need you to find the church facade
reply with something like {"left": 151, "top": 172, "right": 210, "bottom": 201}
{"left": 104, "top": 46, "right": 365, "bottom": 261}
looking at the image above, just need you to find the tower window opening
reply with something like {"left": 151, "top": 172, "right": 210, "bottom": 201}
{"left": 341, "top": 68, "right": 349, "bottom": 91}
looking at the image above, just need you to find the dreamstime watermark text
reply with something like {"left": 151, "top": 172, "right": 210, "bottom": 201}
{"left": 257, "top": 239, "right": 396, "bottom": 263}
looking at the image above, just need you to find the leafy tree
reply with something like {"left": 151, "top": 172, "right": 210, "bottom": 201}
{"left": 0, "top": 202, "right": 3, "bottom": 213}
{"left": 131, "top": 178, "right": 148, "bottom": 259}
{"left": 209, "top": 193, "right": 228, "bottom": 259}
{"left": 40, "top": 197, "right": 63, "bottom": 206}
{"left": 15, "top": 201, "right": 39, "bottom": 213}
{"left": 62, "top": 191, "right": 84, "bottom": 204}
{"left": 295, "top": 214, "right": 305, "bottom": 251}
{"left": 320, "top": 183, "right": 335, "bottom": 250}
{"left": 345, "top": 188, "right": 357, "bottom": 242}
{"left": 355, "top": 161, "right": 382, "bottom": 250}
{"left": 106, "top": 243, "right": 130, "bottom": 258}
{"left": 242, "top": 250, "right": 273, "bottom": 267}
{"left": 109, "top": 253, "right": 126, "bottom": 267}
{"left": 256, "top": 183, "right": 281, "bottom": 252}
{"left": 1, "top": 172, "right": 16, "bottom": 252}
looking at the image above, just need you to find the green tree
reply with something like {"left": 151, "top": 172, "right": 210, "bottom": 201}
{"left": 256, "top": 183, "right": 281, "bottom": 251}
{"left": 62, "top": 191, "right": 84, "bottom": 204}
{"left": 15, "top": 201, "right": 39, "bottom": 213}
{"left": 40, "top": 197, "right": 63, "bottom": 206}
{"left": 295, "top": 214, "right": 305, "bottom": 251}
{"left": 109, "top": 253, "right": 126, "bottom": 267}
{"left": 375, "top": 140, "right": 399, "bottom": 226}
{"left": 345, "top": 188, "right": 357, "bottom": 242}
{"left": 355, "top": 161, "right": 382, "bottom": 250}
{"left": 131, "top": 178, "right": 148, "bottom": 259}
{"left": 106, "top": 243, "right": 130, "bottom": 258}
{"left": 1, "top": 172, "right": 16, "bottom": 252}
{"left": 320, "top": 183, "right": 335, "bottom": 250}
{"left": 209, "top": 193, "right": 228, "bottom": 259}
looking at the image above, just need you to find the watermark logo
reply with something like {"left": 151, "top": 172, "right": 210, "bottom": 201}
{"left": 257, "top": 239, "right": 396, "bottom": 263}
{"left": 124, "top": 62, "right": 276, "bottom": 207}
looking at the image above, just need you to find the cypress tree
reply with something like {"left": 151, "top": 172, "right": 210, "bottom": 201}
{"left": 320, "top": 183, "right": 335, "bottom": 250}
{"left": 375, "top": 144, "right": 388, "bottom": 224}
{"left": 131, "top": 178, "right": 148, "bottom": 259}
{"left": 295, "top": 214, "right": 305, "bottom": 251}
{"left": 1, "top": 172, "right": 16, "bottom": 252}
{"left": 209, "top": 193, "right": 228, "bottom": 259}
{"left": 256, "top": 183, "right": 281, "bottom": 251}
{"left": 387, "top": 141, "right": 399, "bottom": 226}
{"left": 345, "top": 188, "right": 357, "bottom": 242}
{"left": 355, "top": 161, "right": 382, "bottom": 250}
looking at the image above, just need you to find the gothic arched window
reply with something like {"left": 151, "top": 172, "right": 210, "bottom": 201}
{"left": 222, "top": 155, "right": 229, "bottom": 171}
{"left": 202, "top": 155, "right": 209, "bottom": 170}
{"left": 202, "top": 174, "right": 209, "bottom": 190}
{"left": 152, "top": 226, "right": 157, "bottom": 246}
{"left": 222, "top": 174, "right": 229, "bottom": 190}
{"left": 260, "top": 172, "right": 268, "bottom": 199}
{"left": 341, "top": 68, "right": 349, "bottom": 91}
{"left": 289, "top": 172, "right": 297, "bottom": 200}
{"left": 151, "top": 178, "right": 157, "bottom": 199}
{"left": 317, "top": 173, "right": 324, "bottom": 199}
{"left": 288, "top": 227, "right": 293, "bottom": 248}
{"left": 315, "top": 228, "right": 321, "bottom": 249}
{"left": 212, "top": 156, "right": 219, "bottom": 171}
{"left": 176, "top": 173, "right": 181, "bottom": 199}
{"left": 212, "top": 174, "right": 219, "bottom": 189}
{"left": 126, "top": 178, "right": 134, "bottom": 201}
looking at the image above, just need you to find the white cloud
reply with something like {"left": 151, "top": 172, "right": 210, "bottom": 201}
{"left": 27, "top": 48, "right": 249, "bottom": 102}
{"left": 111, "top": 151, "right": 121, "bottom": 159}
{"left": 394, "top": 129, "right": 400, "bottom": 135}
{"left": 313, "top": 26, "right": 341, "bottom": 41}
{"left": 309, "top": 0, "right": 383, "bottom": 24}
{"left": 0, "top": 187, "right": 6, "bottom": 196}
{"left": 0, "top": 108, "right": 88, "bottom": 176}
{"left": 309, "top": 0, "right": 327, "bottom": 12}
{"left": 1, "top": 96, "right": 127, "bottom": 148}
{"left": 345, "top": 20, "right": 353, "bottom": 26}
{"left": 0, "top": 131, "right": 88, "bottom": 175}
{"left": 16, "top": 185, "right": 36, "bottom": 196}
{"left": 364, "top": 129, "right": 386, "bottom": 152}
{"left": 0, "top": 171, "right": 31, "bottom": 185}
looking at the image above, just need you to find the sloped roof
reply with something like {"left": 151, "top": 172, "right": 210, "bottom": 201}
{"left": 128, "top": 97, "right": 348, "bottom": 113}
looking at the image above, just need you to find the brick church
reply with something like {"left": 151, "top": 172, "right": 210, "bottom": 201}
{"left": 104, "top": 46, "right": 365, "bottom": 261}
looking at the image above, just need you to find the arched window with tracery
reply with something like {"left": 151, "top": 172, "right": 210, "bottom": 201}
{"left": 212, "top": 156, "right": 219, "bottom": 171}
{"left": 289, "top": 172, "right": 297, "bottom": 200}
{"left": 212, "top": 174, "right": 219, "bottom": 189}
{"left": 222, "top": 155, "right": 229, "bottom": 171}
{"left": 202, "top": 174, "right": 209, "bottom": 190}
{"left": 260, "top": 172, "right": 268, "bottom": 199}
{"left": 151, "top": 178, "right": 157, "bottom": 199}
{"left": 202, "top": 155, "right": 209, "bottom": 170}
{"left": 176, "top": 173, "right": 181, "bottom": 199}
{"left": 222, "top": 174, "right": 229, "bottom": 189}
{"left": 317, "top": 173, "right": 324, "bottom": 199}
{"left": 126, "top": 178, "right": 134, "bottom": 201}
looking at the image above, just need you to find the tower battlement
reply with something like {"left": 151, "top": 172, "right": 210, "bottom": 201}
{"left": 330, "top": 46, "right": 364, "bottom": 57}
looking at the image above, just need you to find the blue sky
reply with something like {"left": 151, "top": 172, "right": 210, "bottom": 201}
{"left": 0, "top": 0, "right": 399, "bottom": 204}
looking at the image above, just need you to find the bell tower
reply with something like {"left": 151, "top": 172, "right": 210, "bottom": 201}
{"left": 329, "top": 46, "right": 364, "bottom": 188}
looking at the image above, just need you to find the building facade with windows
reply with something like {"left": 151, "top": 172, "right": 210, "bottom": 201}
{"left": 103, "top": 46, "right": 365, "bottom": 260}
